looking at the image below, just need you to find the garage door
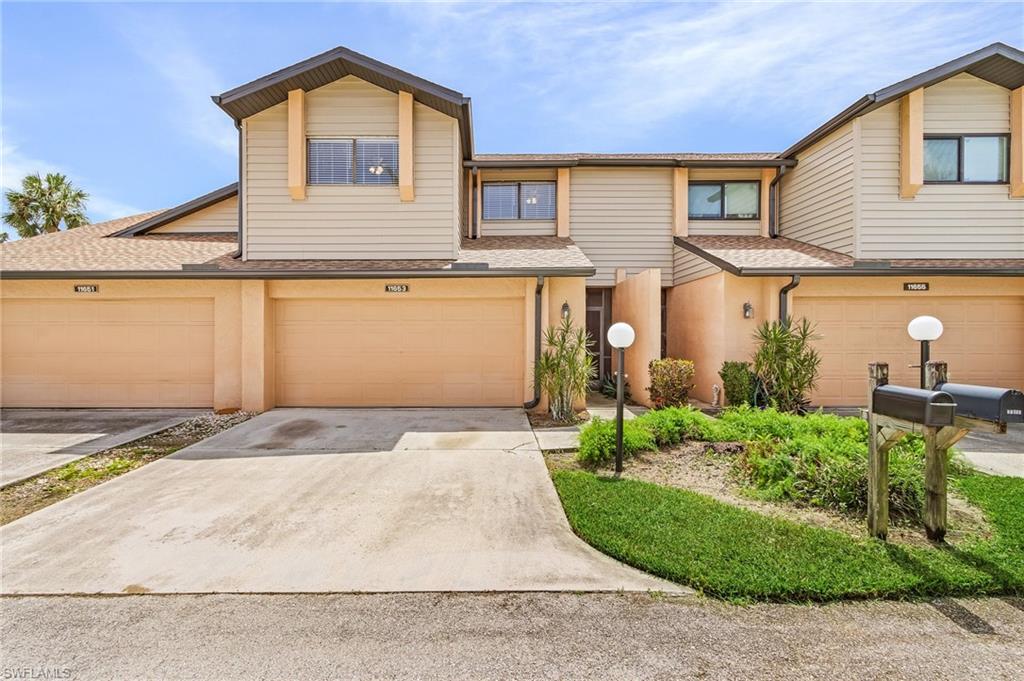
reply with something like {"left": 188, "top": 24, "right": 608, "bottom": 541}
{"left": 2, "top": 299, "right": 214, "bottom": 407}
{"left": 275, "top": 297, "right": 525, "bottom": 406}
{"left": 797, "top": 296, "right": 1024, "bottom": 406}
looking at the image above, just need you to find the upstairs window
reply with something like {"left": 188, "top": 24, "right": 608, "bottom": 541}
{"left": 688, "top": 181, "right": 759, "bottom": 220}
{"left": 307, "top": 138, "right": 398, "bottom": 185}
{"left": 482, "top": 181, "right": 556, "bottom": 220}
{"left": 924, "top": 134, "right": 1008, "bottom": 183}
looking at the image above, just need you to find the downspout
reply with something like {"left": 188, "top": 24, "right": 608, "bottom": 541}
{"left": 778, "top": 275, "right": 801, "bottom": 323}
{"left": 471, "top": 166, "right": 479, "bottom": 239}
{"left": 232, "top": 120, "right": 243, "bottom": 258}
{"left": 523, "top": 275, "right": 545, "bottom": 409}
{"left": 767, "top": 165, "right": 788, "bottom": 239}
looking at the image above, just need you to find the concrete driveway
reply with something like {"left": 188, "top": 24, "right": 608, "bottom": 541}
{"left": 0, "top": 408, "right": 679, "bottom": 595}
{"left": 0, "top": 409, "right": 200, "bottom": 487}
{"left": 960, "top": 423, "right": 1024, "bottom": 477}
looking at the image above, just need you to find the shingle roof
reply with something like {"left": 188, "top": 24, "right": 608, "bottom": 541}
{"left": 675, "top": 235, "right": 1024, "bottom": 275}
{"left": 0, "top": 213, "right": 238, "bottom": 273}
{"left": 1, "top": 215, "right": 593, "bottom": 277}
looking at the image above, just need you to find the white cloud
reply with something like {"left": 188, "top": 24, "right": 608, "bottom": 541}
{"left": 1, "top": 136, "right": 143, "bottom": 236}
{"left": 109, "top": 9, "right": 236, "bottom": 157}
{"left": 389, "top": 1, "right": 1017, "bottom": 149}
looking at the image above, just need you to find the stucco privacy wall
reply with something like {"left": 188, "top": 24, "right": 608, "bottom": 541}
{"left": 611, "top": 268, "right": 661, "bottom": 407}
{"left": 243, "top": 76, "right": 460, "bottom": 260}
{"left": 0, "top": 280, "right": 242, "bottom": 410}
{"left": 537, "top": 276, "right": 587, "bottom": 412}
{"left": 570, "top": 168, "right": 673, "bottom": 287}
{"left": 859, "top": 74, "right": 1024, "bottom": 259}
{"left": 151, "top": 196, "right": 239, "bottom": 234}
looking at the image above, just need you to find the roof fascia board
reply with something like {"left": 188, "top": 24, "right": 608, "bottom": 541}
{"left": 111, "top": 183, "right": 239, "bottom": 237}
{"left": 0, "top": 267, "right": 597, "bottom": 280}
{"left": 783, "top": 42, "right": 1024, "bottom": 158}
{"left": 465, "top": 158, "right": 796, "bottom": 169}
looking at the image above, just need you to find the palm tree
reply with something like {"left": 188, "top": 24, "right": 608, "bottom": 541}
{"left": 3, "top": 173, "right": 89, "bottom": 238}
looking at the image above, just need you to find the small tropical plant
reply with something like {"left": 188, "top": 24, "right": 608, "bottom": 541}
{"left": 534, "top": 312, "right": 595, "bottom": 423}
{"left": 3, "top": 172, "right": 89, "bottom": 238}
{"left": 718, "top": 360, "right": 757, "bottom": 407}
{"left": 647, "top": 358, "right": 695, "bottom": 408}
{"left": 599, "top": 374, "right": 630, "bottom": 401}
{"left": 752, "top": 317, "right": 822, "bottom": 413}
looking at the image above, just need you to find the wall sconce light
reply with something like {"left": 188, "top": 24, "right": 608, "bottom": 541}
{"left": 743, "top": 302, "right": 753, "bottom": 319}
{"left": 561, "top": 302, "right": 571, "bottom": 320}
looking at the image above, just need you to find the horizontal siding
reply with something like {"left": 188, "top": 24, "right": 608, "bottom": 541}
{"left": 482, "top": 220, "right": 556, "bottom": 237}
{"left": 151, "top": 196, "right": 238, "bottom": 233}
{"left": 859, "top": 100, "right": 1024, "bottom": 259}
{"left": 924, "top": 73, "right": 1009, "bottom": 134}
{"left": 570, "top": 167, "right": 673, "bottom": 286}
{"left": 779, "top": 123, "right": 855, "bottom": 255}
{"left": 244, "top": 77, "right": 457, "bottom": 260}
{"left": 688, "top": 219, "right": 760, "bottom": 236}
{"left": 688, "top": 168, "right": 762, "bottom": 182}
{"left": 673, "top": 246, "right": 720, "bottom": 285}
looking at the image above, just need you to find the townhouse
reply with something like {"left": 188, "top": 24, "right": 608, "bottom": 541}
{"left": 2, "top": 43, "right": 1022, "bottom": 411}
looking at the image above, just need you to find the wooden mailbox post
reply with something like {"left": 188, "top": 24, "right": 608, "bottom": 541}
{"left": 865, "top": 361, "right": 971, "bottom": 541}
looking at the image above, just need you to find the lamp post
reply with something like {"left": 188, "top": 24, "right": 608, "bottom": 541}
{"left": 607, "top": 322, "right": 636, "bottom": 477}
{"left": 907, "top": 315, "right": 944, "bottom": 388}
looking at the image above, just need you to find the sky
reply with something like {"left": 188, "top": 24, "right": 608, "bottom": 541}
{"left": 2, "top": 1, "right": 1022, "bottom": 240}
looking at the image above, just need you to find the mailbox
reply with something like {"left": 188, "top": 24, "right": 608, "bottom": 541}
{"left": 873, "top": 385, "right": 956, "bottom": 427}
{"left": 934, "top": 382, "right": 1024, "bottom": 424}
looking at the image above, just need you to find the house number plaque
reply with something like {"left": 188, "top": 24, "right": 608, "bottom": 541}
{"left": 903, "top": 282, "right": 929, "bottom": 292}
{"left": 384, "top": 284, "right": 409, "bottom": 293}
{"left": 74, "top": 284, "right": 99, "bottom": 293}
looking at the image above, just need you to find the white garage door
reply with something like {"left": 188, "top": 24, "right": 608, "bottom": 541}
{"left": 797, "top": 295, "right": 1024, "bottom": 406}
{"left": 2, "top": 299, "right": 214, "bottom": 407}
{"left": 275, "top": 297, "right": 525, "bottom": 406}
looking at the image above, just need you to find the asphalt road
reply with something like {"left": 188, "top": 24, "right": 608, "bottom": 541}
{"left": 2, "top": 593, "right": 1022, "bottom": 680}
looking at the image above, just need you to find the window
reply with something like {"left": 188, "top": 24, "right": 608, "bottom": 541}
{"left": 307, "top": 138, "right": 398, "bottom": 185}
{"left": 482, "top": 181, "right": 556, "bottom": 220}
{"left": 924, "top": 134, "right": 1008, "bottom": 184}
{"left": 688, "top": 181, "right": 759, "bottom": 220}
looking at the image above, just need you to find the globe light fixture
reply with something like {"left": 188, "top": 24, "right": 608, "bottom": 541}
{"left": 606, "top": 322, "right": 636, "bottom": 476}
{"left": 907, "top": 315, "right": 943, "bottom": 388}
{"left": 607, "top": 322, "right": 636, "bottom": 350}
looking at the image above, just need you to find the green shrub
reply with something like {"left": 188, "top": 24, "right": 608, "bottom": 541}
{"left": 752, "top": 318, "right": 822, "bottom": 413}
{"left": 718, "top": 361, "right": 756, "bottom": 407}
{"left": 647, "top": 358, "right": 695, "bottom": 408}
{"left": 577, "top": 416, "right": 657, "bottom": 467}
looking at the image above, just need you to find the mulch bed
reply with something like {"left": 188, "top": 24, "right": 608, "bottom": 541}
{"left": 546, "top": 441, "right": 992, "bottom": 549}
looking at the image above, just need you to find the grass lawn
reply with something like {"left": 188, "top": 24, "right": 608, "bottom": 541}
{"left": 552, "top": 469, "right": 1024, "bottom": 602}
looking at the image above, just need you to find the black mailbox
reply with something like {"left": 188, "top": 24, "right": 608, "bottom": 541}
{"left": 873, "top": 385, "right": 956, "bottom": 427}
{"left": 934, "top": 382, "right": 1024, "bottom": 424}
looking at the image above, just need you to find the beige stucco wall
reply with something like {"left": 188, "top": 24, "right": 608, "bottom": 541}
{"left": 151, "top": 196, "right": 238, "bottom": 233}
{"left": 0, "top": 279, "right": 243, "bottom": 411}
{"left": 2, "top": 276, "right": 594, "bottom": 412}
{"left": 611, "top": 268, "right": 661, "bottom": 407}
{"left": 665, "top": 272, "right": 1024, "bottom": 406}
{"left": 243, "top": 76, "right": 460, "bottom": 260}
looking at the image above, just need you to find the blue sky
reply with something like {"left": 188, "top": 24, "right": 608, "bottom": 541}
{"left": 2, "top": 1, "right": 1022, "bottom": 239}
